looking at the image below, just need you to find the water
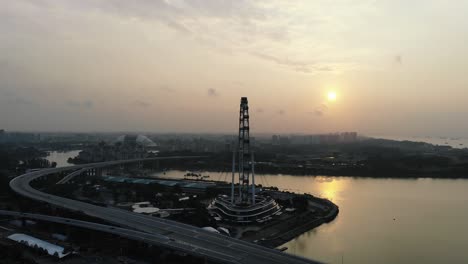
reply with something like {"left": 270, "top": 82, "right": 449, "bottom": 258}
{"left": 373, "top": 135, "right": 468, "bottom": 149}
{"left": 46, "top": 150, "right": 81, "bottom": 167}
{"left": 43, "top": 152, "right": 468, "bottom": 263}
{"left": 156, "top": 171, "right": 468, "bottom": 264}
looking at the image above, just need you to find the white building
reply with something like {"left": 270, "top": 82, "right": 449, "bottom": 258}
{"left": 8, "top": 233, "right": 70, "bottom": 258}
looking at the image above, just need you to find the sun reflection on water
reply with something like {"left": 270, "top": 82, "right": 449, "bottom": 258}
{"left": 316, "top": 177, "right": 348, "bottom": 202}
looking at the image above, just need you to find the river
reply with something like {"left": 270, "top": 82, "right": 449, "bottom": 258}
{"left": 47, "top": 151, "right": 468, "bottom": 264}
{"left": 46, "top": 150, "right": 81, "bottom": 168}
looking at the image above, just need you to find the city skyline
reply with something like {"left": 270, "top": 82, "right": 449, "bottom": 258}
{"left": 2, "top": 1, "right": 468, "bottom": 137}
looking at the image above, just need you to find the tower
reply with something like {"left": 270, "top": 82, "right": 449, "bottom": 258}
{"left": 209, "top": 97, "right": 281, "bottom": 223}
{"left": 236, "top": 97, "right": 255, "bottom": 205}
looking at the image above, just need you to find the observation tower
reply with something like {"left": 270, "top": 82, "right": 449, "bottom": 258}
{"left": 209, "top": 97, "right": 281, "bottom": 224}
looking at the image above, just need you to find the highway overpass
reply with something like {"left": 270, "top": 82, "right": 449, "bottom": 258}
{"left": 10, "top": 156, "right": 321, "bottom": 264}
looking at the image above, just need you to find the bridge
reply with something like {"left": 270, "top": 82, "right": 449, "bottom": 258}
{"left": 9, "top": 157, "right": 321, "bottom": 264}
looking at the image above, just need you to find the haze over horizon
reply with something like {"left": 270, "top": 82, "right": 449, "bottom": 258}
{"left": 2, "top": 1, "right": 468, "bottom": 137}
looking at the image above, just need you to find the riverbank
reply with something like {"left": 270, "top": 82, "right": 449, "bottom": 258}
{"left": 260, "top": 198, "right": 339, "bottom": 248}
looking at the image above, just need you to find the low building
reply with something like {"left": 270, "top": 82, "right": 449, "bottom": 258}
{"left": 132, "top": 201, "right": 160, "bottom": 214}
{"left": 208, "top": 195, "right": 281, "bottom": 224}
{"left": 7, "top": 233, "right": 70, "bottom": 258}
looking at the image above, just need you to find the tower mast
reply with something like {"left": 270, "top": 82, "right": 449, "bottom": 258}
{"left": 237, "top": 97, "right": 254, "bottom": 204}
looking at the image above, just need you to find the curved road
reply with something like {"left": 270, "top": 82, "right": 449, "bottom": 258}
{"left": 0, "top": 210, "right": 217, "bottom": 260}
{"left": 10, "top": 157, "right": 320, "bottom": 264}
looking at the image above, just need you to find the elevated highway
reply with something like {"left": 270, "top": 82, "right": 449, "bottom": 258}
{"left": 56, "top": 167, "right": 89, "bottom": 184}
{"left": 0, "top": 210, "right": 210, "bottom": 259}
{"left": 10, "top": 157, "right": 320, "bottom": 264}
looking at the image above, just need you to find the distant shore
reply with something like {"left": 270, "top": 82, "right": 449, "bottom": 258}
{"left": 166, "top": 164, "right": 468, "bottom": 180}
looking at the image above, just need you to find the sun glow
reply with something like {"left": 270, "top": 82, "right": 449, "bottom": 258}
{"left": 327, "top": 91, "right": 337, "bottom": 102}
{"left": 317, "top": 177, "right": 347, "bottom": 202}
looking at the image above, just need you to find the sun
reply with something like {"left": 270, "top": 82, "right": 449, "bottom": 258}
{"left": 327, "top": 91, "right": 337, "bottom": 102}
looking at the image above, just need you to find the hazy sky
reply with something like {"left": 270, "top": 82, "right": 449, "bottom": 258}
{"left": 2, "top": 1, "right": 468, "bottom": 136}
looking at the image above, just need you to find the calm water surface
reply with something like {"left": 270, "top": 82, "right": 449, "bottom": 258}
{"left": 160, "top": 171, "right": 468, "bottom": 264}
{"left": 46, "top": 152, "right": 468, "bottom": 263}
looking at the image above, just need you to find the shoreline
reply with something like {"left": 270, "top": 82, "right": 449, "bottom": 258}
{"left": 237, "top": 195, "right": 339, "bottom": 249}
{"left": 267, "top": 199, "right": 339, "bottom": 248}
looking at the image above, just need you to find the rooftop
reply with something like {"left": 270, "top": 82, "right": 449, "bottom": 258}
{"left": 8, "top": 233, "right": 70, "bottom": 258}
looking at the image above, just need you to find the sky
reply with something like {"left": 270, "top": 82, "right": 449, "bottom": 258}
{"left": 1, "top": 0, "right": 468, "bottom": 137}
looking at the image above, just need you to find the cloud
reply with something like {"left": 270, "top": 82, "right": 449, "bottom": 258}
{"left": 1, "top": 89, "right": 37, "bottom": 106}
{"left": 207, "top": 88, "right": 219, "bottom": 97}
{"left": 5, "top": 1, "right": 347, "bottom": 74}
{"left": 251, "top": 52, "right": 308, "bottom": 69}
{"left": 395, "top": 55, "right": 402, "bottom": 65}
{"left": 13, "top": 97, "right": 35, "bottom": 105}
{"left": 250, "top": 52, "right": 333, "bottom": 73}
{"left": 159, "top": 85, "right": 176, "bottom": 93}
{"left": 66, "top": 100, "right": 94, "bottom": 109}
{"left": 132, "top": 100, "right": 151, "bottom": 108}
{"left": 316, "top": 66, "right": 333, "bottom": 72}
{"left": 231, "top": 81, "right": 245, "bottom": 87}
{"left": 83, "top": 100, "right": 93, "bottom": 108}
{"left": 311, "top": 103, "right": 328, "bottom": 117}
{"left": 64, "top": 1, "right": 276, "bottom": 40}
{"left": 314, "top": 109, "right": 324, "bottom": 116}
{"left": 164, "top": 20, "right": 191, "bottom": 34}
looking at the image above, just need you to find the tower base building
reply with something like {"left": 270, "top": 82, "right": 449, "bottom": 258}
{"left": 208, "top": 195, "right": 281, "bottom": 224}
